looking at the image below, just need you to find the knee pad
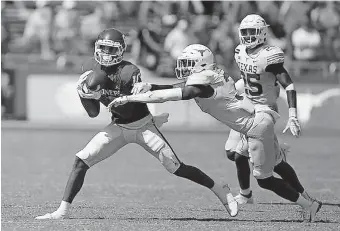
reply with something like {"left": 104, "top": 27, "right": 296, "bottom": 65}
{"left": 143, "top": 130, "right": 166, "bottom": 153}
{"left": 159, "top": 147, "right": 181, "bottom": 174}
{"left": 257, "top": 177, "right": 273, "bottom": 190}
{"left": 226, "top": 150, "right": 236, "bottom": 161}
{"left": 75, "top": 132, "right": 111, "bottom": 167}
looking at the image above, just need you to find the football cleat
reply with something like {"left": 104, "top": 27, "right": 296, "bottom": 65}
{"left": 235, "top": 191, "right": 254, "bottom": 205}
{"left": 221, "top": 185, "right": 239, "bottom": 217}
{"left": 35, "top": 211, "right": 68, "bottom": 220}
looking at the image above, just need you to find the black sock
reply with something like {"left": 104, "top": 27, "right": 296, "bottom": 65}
{"left": 235, "top": 154, "right": 251, "bottom": 190}
{"left": 257, "top": 176, "right": 299, "bottom": 202}
{"left": 174, "top": 163, "right": 214, "bottom": 189}
{"left": 62, "top": 157, "right": 89, "bottom": 203}
{"left": 240, "top": 191, "right": 252, "bottom": 198}
{"left": 274, "top": 161, "right": 304, "bottom": 193}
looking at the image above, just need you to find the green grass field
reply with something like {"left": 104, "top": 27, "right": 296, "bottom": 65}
{"left": 2, "top": 127, "right": 340, "bottom": 231}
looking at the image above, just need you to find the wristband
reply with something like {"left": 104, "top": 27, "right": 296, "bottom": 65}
{"left": 289, "top": 108, "right": 297, "bottom": 118}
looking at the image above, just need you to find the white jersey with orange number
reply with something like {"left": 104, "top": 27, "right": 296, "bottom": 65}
{"left": 234, "top": 44, "right": 282, "bottom": 110}
{"left": 185, "top": 69, "right": 255, "bottom": 134}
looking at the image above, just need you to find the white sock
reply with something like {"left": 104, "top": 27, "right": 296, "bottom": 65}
{"left": 301, "top": 190, "right": 312, "bottom": 200}
{"left": 296, "top": 194, "right": 312, "bottom": 209}
{"left": 240, "top": 188, "right": 251, "bottom": 196}
{"left": 56, "top": 201, "right": 71, "bottom": 215}
{"left": 211, "top": 183, "right": 230, "bottom": 204}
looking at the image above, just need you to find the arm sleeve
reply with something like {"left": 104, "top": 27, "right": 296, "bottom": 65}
{"left": 266, "top": 63, "right": 292, "bottom": 88}
{"left": 79, "top": 97, "right": 100, "bottom": 118}
{"left": 181, "top": 85, "right": 214, "bottom": 100}
{"left": 150, "top": 81, "right": 186, "bottom": 91}
{"left": 266, "top": 63, "right": 297, "bottom": 109}
{"left": 150, "top": 84, "right": 175, "bottom": 91}
{"left": 265, "top": 63, "right": 288, "bottom": 76}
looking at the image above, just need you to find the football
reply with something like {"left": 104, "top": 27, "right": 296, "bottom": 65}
{"left": 84, "top": 71, "right": 106, "bottom": 92}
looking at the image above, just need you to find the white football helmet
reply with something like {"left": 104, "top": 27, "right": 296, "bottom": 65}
{"left": 175, "top": 44, "right": 215, "bottom": 80}
{"left": 239, "top": 14, "right": 269, "bottom": 49}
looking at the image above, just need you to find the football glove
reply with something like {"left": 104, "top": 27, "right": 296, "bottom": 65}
{"left": 131, "top": 82, "right": 152, "bottom": 95}
{"left": 76, "top": 72, "right": 101, "bottom": 100}
{"left": 107, "top": 96, "right": 129, "bottom": 111}
{"left": 283, "top": 108, "right": 301, "bottom": 137}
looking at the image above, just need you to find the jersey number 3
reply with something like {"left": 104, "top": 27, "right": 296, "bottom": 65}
{"left": 241, "top": 71, "right": 263, "bottom": 96}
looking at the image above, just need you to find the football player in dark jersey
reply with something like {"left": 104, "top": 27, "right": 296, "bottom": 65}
{"left": 35, "top": 28, "right": 238, "bottom": 219}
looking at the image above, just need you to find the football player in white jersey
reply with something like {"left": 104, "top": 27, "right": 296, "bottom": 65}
{"left": 108, "top": 44, "right": 322, "bottom": 222}
{"left": 224, "top": 14, "right": 316, "bottom": 206}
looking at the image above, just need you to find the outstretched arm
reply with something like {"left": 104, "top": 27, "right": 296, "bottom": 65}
{"left": 108, "top": 85, "right": 214, "bottom": 109}
{"left": 131, "top": 84, "right": 213, "bottom": 102}
{"left": 150, "top": 81, "right": 187, "bottom": 90}
{"left": 128, "top": 88, "right": 183, "bottom": 103}
{"left": 131, "top": 81, "right": 186, "bottom": 94}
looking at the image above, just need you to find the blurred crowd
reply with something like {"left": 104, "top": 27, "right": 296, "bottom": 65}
{"left": 2, "top": 1, "right": 340, "bottom": 71}
{"left": 1, "top": 1, "right": 340, "bottom": 120}
{"left": 2, "top": 0, "right": 139, "bottom": 65}
{"left": 129, "top": 1, "right": 340, "bottom": 76}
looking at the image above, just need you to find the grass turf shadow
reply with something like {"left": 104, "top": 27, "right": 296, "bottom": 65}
{"left": 122, "top": 217, "right": 339, "bottom": 223}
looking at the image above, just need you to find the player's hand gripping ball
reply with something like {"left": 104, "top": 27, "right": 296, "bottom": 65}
{"left": 77, "top": 71, "right": 105, "bottom": 100}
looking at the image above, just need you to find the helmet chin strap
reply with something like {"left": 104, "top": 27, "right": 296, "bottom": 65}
{"left": 243, "top": 38, "right": 260, "bottom": 49}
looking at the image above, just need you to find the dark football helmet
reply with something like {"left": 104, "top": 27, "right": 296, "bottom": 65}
{"left": 94, "top": 28, "right": 127, "bottom": 66}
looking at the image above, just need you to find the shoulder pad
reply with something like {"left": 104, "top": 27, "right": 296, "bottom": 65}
{"left": 186, "top": 70, "right": 222, "bottom": 86}
{"left": 262, "top": 46, "right": 284, "bottom": 65}
{"left": 235, "top": 44, "right": 242, "bottom": 54}
{"left": 186, "top": 71, "right": 214, "bottom": 86}
{"left": 263, "top": 45, "right": 284, "bottom": 56}
{"left": 120, "top": 62, "right": 141, "bottom": 83}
